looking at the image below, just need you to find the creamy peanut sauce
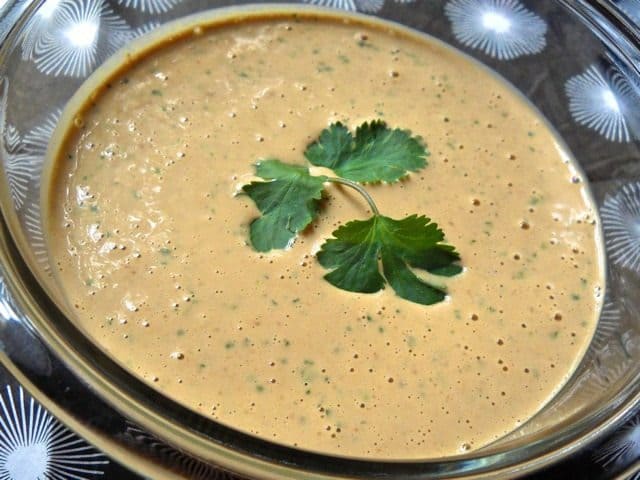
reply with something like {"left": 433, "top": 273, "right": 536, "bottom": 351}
{"left": 46, "top": 12, "right": 603, "bottom": 459}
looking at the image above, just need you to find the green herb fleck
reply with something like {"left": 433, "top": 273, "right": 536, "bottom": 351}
{"left": 317, "top": 62, "right": 333, "bottom": 73}
{"left": 529, "top": 195, "right": 542, "bottom": 205}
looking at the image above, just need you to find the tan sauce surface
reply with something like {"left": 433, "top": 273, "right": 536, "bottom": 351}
{"left": 47, "top": 13, "right": 603, "bottom": 459}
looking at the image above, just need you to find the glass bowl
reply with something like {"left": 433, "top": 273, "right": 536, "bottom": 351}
{"left": 0, "top": 0, "right": 639, "bottom": 478}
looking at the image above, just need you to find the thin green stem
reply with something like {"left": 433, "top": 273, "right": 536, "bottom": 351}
{"left": 326, "top": 177, "right": 380, "bottom": 215}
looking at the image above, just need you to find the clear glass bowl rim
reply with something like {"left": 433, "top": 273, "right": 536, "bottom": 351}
{"left": 0, "top": 1, "right": 639, "bottom": 479}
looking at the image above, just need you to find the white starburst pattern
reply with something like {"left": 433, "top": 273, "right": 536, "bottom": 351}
{"left": 22, "top": 111, "right": 61, "bottom": 190}
{"left": 593, "top": 416, "right": 640, "bottom": 470}
{"left": 601, "top": 182, "right": 640, "bottom": 272}
{"left": 19, "top": 0, "right": 61, "bottom": 63}
{"left": 444, "top": 0, "right": 547, "bottom": 60}
{"left": 126, "top": 423, "right": 238, "bottom": 479}
{"left": 302, "top": 0, "right": 412, "bottom": 14}
{"left": 0, "top": 78, "right": 34, "bottom": 211}
{"left": 114, "top": 0, "right": 183, "bottom": 14}
{"left": 583, "top": 355, "right": 631, "bottom": 398}
{"left": 591, "top": 298, "right": 622, "bottom": 351}
{"left": 22, "top": 0, "right": 130, "bottom": 78}
{"left": 127, "top": 22, "right": 160, "bottom": 40}
{"left": 0, "top": 385, "right": 108, "bottom": 480}
{"left": 24, "top": 201, "right": 50, "bottom": 270}
{"left": 3, "top": 126, "right": 31, "bottom": 211}
{"left": 3, "top": 110, "right": 60, "bottom": 212}
{"left": 565, "top": 64, "right": 640, "bottom": 142}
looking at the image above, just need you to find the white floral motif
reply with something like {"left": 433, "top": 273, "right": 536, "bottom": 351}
{"left": 565, "top": 65, "right": 640, "bottom": 142}
{"left": 3, "top": 126, "right": 31, "bottom": 211}
{"left": 3, "top": 109, "right": 60, "bottom": 211}
{"left": 601, "top": 182, "right": 640, "bottom": 272}
{"left": 127, "top": 22, "right": 161, "bottom": 41}
{"left": 591, "top": 298, "right": 622, "bottom": 350}
{"left": 581, "top": 343, "right": 632, "bottom": 398}
{"left": 0, "top": 385, "right": 108, "bottom": 480}
{"left": 444, "top": 0, "right": 547, "bottom": 60}
{"left": 303, "top": 0, "right": 411, "bottom": 14}
{"left": 114, "top": 0, "right": 183, "bottom": 14}
{"left": 21, "top": 111, "right": 61, "bottom": 190}
{"left": 25, "top": 202, "right": 50, "bottom": 270}
{"left": 593, "top": 416, "right": 640, "bottom": 470}
{"left": 22, "top": 0, "right": 130, "bottom": 77}
{"left": 127, "top": 423, "right": 236, "bottom": 479}
{"left": 0, "top": 78, "right": 33, "bottom": 210}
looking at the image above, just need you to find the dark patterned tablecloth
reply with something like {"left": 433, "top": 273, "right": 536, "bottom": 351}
{"left": 0, "top": 0, "right": 639, "bottom": 479}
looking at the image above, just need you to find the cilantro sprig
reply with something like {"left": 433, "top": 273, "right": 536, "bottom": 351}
{"left": 240, "top": 120, "right": 462, "bottom": 306}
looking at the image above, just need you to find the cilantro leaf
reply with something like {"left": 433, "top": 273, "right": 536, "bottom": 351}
{"left": 304, "top": 120, "right": 428, "bottom": 183}
{"left": 242, "top": 159, "right": 327, "bottom": 252}
{"left": 317, "top": 215, "right": 460, "bottom": 305}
